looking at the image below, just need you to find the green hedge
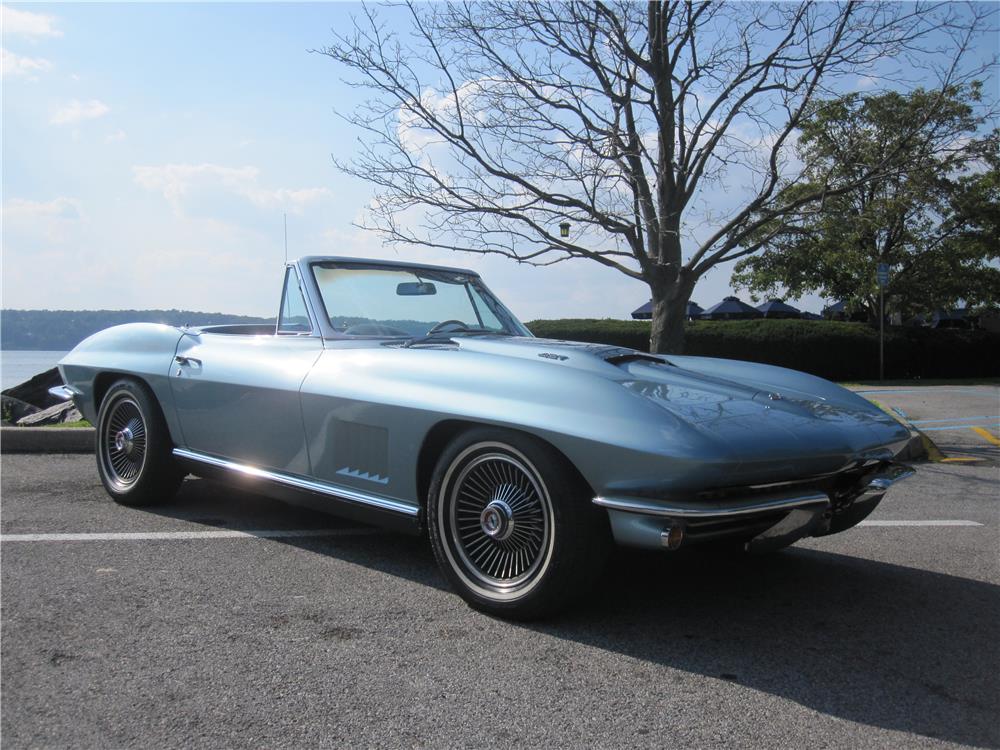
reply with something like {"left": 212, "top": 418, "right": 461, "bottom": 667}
{"left": 525, "top": 318, "right": 1000, "bottom": 381}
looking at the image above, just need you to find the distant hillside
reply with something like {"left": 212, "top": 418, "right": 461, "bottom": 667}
{"left": 1, "top": 309, "right": 274, "bottom": 351}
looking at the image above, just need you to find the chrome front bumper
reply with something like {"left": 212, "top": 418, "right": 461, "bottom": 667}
{"left": 48, "top": 385, "right": 79, "bottom": 401}
{"left": 594, "top": 462, "right": 915, "bottom": 552}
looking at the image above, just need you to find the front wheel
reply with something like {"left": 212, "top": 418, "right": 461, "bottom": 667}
{"left": 427, "top": 428, "right": 608, "bottom": 620}
{"left": 96, "top": 378, "right": 183, "bottom": 506}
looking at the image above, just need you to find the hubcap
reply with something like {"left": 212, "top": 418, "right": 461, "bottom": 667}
{"left": 443, "top": 447, "right": 554, "bottom": 595}
{"left": 114, "top": 427, "right": 134, "bottom": 454}
{"left": 480, "top": 500, "right": 514, "bottom": 541}
{"left": 101, "top": 396, "right": 147, "bottom": 489}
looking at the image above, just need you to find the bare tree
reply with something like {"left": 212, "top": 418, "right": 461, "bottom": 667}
{"left": 320, "top": 1, "right": 995, "bottom": 353}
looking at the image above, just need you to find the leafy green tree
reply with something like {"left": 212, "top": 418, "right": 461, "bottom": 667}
{"left": 733, "top": 85, "right": 1000, "bottom": 320}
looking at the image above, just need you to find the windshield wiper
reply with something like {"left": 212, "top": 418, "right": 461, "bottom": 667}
{"left": 398, "top": 330, "right": 512, "bottom": 348}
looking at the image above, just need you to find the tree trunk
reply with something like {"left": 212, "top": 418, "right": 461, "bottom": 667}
{"left": 646, "top": 207, "right": 689, "bottom": 353}
{"left": 648, "top": 284, "right": 690, "bottom": 354}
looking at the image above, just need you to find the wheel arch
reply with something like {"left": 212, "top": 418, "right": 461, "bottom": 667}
{"left": 92, "top": 371, "right": 185, "bottom": 506}
{"left": 91, "top": 372, "right": 182, "bottom": 447}
{"left": 415, "top": 419, "right": 595, "bottom": 516}
{"left": 93, "top": 371, "right": 165, "bottom": 416}
{"left": 92, "top": 371, "right": 135, "bottom": 414}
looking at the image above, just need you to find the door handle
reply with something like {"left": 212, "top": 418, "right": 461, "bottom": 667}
{"left": 175, "top": 356, "right": 202, "bottom": 367}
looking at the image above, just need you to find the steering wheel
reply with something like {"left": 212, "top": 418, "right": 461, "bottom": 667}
{"left": 427, "top": 319, "right": 473, "bottom": 335}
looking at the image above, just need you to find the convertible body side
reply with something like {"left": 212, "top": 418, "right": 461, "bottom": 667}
{"left": 53, "top": 256, "right": 916, "bottom": 617}
{"left": 58, "top": 320, "right": 912, "bottom": 551}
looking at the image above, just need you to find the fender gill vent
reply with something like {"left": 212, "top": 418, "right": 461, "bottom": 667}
{"left": 333, "top": 422, "right": 389, "bottom": 485}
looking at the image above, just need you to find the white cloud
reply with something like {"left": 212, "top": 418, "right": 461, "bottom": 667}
{"left": 3, "top": 196, "right": 81, "bottom": 220}
{"left": 50, "top": 99, "right": 110, "bottom": 125}
{"left": 1, "top": 47, "right": 52, "bottom": 77}
{"left": 104, "top": 129, "right": 127, "bottom": 143}
{"left": 1, "top": 5, "right": 62, "bottom": 38}
{"left": 2, "top": 197, "right": 83, "bottom": 243}
{"left": 132, "top": 163, "right": 332, "bottom": 214}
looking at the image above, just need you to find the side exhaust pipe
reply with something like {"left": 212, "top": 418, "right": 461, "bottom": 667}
{"left": 660, "top": 523, "right": 684, "bottom": 550}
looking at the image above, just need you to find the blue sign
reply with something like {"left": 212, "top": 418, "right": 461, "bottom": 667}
{"left": 876, "top": 263, "right": 889, "bottom": 287}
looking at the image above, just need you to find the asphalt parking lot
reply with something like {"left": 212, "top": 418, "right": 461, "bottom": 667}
{"left": 2, "top": 450, "right": 998, "bottom": 749}
{"left": 851, "top": 384, "right": 1000, "bottom": 464}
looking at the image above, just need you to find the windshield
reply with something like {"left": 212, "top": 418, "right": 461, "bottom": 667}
{"left": 311, "top": 263, "right": 530, "bottom": 338}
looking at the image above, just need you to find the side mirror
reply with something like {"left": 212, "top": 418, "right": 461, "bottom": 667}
{"left": 397, "top": 282, "right": 437, "bottom": 296}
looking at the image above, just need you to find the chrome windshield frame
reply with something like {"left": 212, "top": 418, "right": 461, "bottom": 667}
{"left": 275, "top": 264, "right": 322, "bottom": 338}
{"left": 301, "top": 258, "right": 531, "bottom": 341}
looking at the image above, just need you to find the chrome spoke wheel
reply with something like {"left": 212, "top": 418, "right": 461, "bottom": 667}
{"left": 100, "top": 395, "right": 148, "bottom": 490}
{"left": 441, "top": 444, "right": 555, "bottom": 599}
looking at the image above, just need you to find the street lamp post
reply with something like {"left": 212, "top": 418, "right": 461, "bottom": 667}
{"left": 876, "top": 263, "right": 889, "bottom": 381}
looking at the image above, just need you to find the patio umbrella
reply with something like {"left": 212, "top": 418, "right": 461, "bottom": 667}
{"left": 755, "top": 299, "right": 801, "bottom": 318}
{"left": 630, "top": 300, "right": 653, "bottom": 320}
{"left": 931, "top": 309, "right": 971, "bottom": 329}
{"left": 822, "top": 300, "right": 847, "bottom": 318}
{"left": 686, "top": 301, "right": 704, "bottom": 319}
{"left": 699, "top": 296, "right": 762, "bottom": 320}
{"left": 630, "top": 300, "right": 704, "bottom": 320}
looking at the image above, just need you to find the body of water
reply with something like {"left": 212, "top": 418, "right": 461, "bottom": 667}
{"left": 1, "top": 351, "right": 69, "bottom": 391}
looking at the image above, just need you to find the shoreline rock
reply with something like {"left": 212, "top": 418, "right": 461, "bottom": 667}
{"left": 1, "top": 395, "right": 41, "bottom": 424}
{"left": 16, "top": 400, "right": 84, "bottom": 426}
{"left": 1, "top": 367, "right": 63, "bottom": 411}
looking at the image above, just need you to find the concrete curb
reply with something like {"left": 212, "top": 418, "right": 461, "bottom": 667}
{"left": 896, "top": 429, "right": 929, "bottom": 462}
{"left": 1, "top": 426, "right": 95, "bottom": 454}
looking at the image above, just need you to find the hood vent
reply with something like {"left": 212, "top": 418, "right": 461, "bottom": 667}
{"left": 604, "top": 352, "right": 671, "bottom": 367}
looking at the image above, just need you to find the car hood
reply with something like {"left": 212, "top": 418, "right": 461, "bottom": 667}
{"left": 454, "top": 336, "right": 910, "bottom": 476}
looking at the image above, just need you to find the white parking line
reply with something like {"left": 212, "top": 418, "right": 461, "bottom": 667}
{"left": 910, "top": 415, "right": 999, "bottom": 424}
{"left": 0, "top": 528, "right": 382, "bottom": 542}
{"left": 921, "top": 422, "right": 1000, "bottom": 432}
{"left": 859, "top": 520, "right": 983, "bottom": 527}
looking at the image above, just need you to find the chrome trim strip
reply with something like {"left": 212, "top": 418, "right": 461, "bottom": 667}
{"left": 48, "top": 385, "right": 78, "bottom": 401}
{"left": 849, "top": 464, "right": 916, "bottom": 505}
{"left": 593, "top": 491, "right": 830, "bottom": 519}
{"left": 864, "top": 463, "right": 915, "bottom": 492}
{"left": 172, "top": 448, "right": 419, "bottom": 517}
{"left": 275, "top": 264, "right": 321, "bottom": 338}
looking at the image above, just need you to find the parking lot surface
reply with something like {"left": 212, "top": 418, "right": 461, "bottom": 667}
{"left": 2, "top": 452, "right": 997, "bottom": 749}
{"left": 852, "top": 385, "right": 1000, "bottom": 464}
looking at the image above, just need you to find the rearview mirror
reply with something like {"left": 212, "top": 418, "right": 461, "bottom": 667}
{"left": 397, "top": 282, "right": 437, "bottom": 296}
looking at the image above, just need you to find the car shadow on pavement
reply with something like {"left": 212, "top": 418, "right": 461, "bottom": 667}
{"left": 150, "top": 477, "right": 448, "bottom": 590}
{"left": 539, "top": 547, "right": 1000, "bottom": 748}
{"left": 155, "top": 478, "right": 998, "bottom": 748}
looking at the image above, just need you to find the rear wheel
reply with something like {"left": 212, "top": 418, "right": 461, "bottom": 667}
{"left": 428, "top": 428, "right": 608, "bottom": 620}
{"left": 96, "top": 378, "right": 182, "bottom": 506}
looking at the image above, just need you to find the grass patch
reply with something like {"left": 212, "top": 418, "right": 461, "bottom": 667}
{"left": 840, "top": 378, "right": 1000, "bottom": 387}
{"left": 42, "top": 419, "right": 92, "bottom": 429}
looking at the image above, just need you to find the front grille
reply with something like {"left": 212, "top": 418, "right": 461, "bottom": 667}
{"left": 695, "top": 462, "right": 883, "bottom": 511}
{"left": 668, "top": 462, "right": 891, "bottom": 545}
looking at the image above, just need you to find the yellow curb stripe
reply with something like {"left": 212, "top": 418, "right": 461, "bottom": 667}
{"left": 971, "top": 427, "right": 1000, "bottom": 446}
{"left": 941, "top": 457, "right": 982, "bottom": 463}
{"left": 919, "top": 432, "right": 947, "bottom": 463}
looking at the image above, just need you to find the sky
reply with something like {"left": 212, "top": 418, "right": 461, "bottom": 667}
{"left": 2, "top": 3, "right": 996, "bottom": 322}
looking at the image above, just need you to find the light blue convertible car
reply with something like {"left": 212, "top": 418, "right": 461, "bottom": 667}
{"left": 52, "top": 256, "right": 913, "bottom": 618}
